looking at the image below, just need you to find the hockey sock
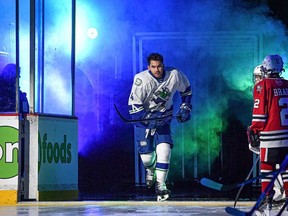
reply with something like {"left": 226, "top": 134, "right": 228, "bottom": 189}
{"left": 261, "top": 162, "right": 275, "bottom": 195}
{"left": 155, "top": 143, "right": 171, "bottom": 183}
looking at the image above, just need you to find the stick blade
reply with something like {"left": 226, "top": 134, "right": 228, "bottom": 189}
{"left": 200, "top": 178, "right": 237, "bottom": 191}
{"left": 225, "top": 207, "right": 248, "bottom": 216}
{"left": 200, "top": 178, "right": 223, "bottom": 191}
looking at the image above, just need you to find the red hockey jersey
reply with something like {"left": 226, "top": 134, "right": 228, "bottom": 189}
{"left": 250, "top": 77, "right": 288, "bottom": 148}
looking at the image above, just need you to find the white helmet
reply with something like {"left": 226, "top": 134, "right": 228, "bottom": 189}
{"left": 262, "top": 54, "right": 284, "bottom": 75}
{"left": 253, "top": 65, "right": 264, "bottom": 84}
{"left": 254, "top": 65, "right": 263, "bottom": 76}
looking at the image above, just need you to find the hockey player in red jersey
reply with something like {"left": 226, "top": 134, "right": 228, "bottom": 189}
{"left": 247, "top": 54, "right": 288, "bottom": 215}
{"left": 251, "top": 64, "right": 285, "bottom": 209}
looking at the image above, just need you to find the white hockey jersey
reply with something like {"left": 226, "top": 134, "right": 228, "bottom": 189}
{"left": 128, "top": 67, "right": 191, "bottom": 114}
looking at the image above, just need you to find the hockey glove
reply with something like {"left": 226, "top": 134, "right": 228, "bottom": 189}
{"left": 249, "top": 144, "right": 260, "bottom": 154}
{"left": 176, "top": 103, "right": 192, "bottom": 123}
{"left": 246, "top": 126, "right": 260, "bottom": 148}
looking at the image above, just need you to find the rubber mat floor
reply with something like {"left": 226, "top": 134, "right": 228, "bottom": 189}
{"left": 1, "top": 201, "right": 288, "bottom": 216}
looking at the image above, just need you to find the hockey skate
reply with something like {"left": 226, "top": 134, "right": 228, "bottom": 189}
{"left": 272, "top": 178, "right": 285, "bottom": 210}
{"left": 146, "top": 168, "right": 155, "bottom": 188}
{"left": 155, "top": 182, "right": 170, "bottom": 202}
{"left": 255, "top": 193, "right": 274, "bottom": 216}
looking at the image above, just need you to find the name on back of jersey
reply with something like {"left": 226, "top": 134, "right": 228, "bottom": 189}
{"left": 273, "top": 88, "right": 288, "bottom": 96}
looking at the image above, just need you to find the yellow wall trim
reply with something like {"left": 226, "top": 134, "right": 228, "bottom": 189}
{"left": 0, "top": 190, "right": 17, "bottom": 205}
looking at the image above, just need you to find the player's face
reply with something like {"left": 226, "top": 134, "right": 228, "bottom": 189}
{"left": 254, "top": 75, "right": 262, "bottom": 84}
{"left": 148, "top": 60, "right": 164, "bottom": 78}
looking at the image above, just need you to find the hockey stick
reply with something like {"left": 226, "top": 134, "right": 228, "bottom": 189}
{"left": 234, "top": 155, "right": 260, "bottom": 208}
{"left": 114, "top": 104, "right": 174, "bottom": 123}
{"left": 200, "top": 169, "right": 277, "bottom": 192}
{"left": 225, "top": 154, "right": 288, "bottom": 216}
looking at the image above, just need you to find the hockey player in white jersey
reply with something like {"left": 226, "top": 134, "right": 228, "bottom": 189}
{"left": 128, "top": 53, "right": 192, "bottom": 201}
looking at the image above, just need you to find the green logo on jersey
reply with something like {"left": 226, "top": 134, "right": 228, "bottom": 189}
{"left": 156, "top": 87, "right": 171, "bottom": 100}
{"left": 0, "top": 126, "right": 19, "bottom": 179}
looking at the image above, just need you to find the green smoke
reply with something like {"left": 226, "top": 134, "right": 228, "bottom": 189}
{"left": 169, "top": 67, "right": 254, "bottom": 181}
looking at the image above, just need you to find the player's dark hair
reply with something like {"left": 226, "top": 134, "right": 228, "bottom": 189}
{"left": 147, "top": 53, "right": 163, "bottom": 65}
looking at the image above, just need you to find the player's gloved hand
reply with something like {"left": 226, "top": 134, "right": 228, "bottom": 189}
{"left": 249, "top": 144, "right": 260, "bottom": 154}
{"left": 246, "top": 126, "right": 260, "bottom": 148}
{"left": 176, "top": 103, "right": 192, "bottom": 123}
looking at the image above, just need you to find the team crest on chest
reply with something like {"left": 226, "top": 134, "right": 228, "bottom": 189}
{"left": 256, "top": 85, "right": 262, "bottom": 93}
{"left": 155, "top": 87, "right": 171, "bottom": 101}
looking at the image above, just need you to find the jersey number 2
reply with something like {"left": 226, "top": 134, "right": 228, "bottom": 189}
{"left": 279, "top": 98, "right": 288, "bottom": 126}
{"left": 254, "top": 99, "right": 260, "bottom": 108}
